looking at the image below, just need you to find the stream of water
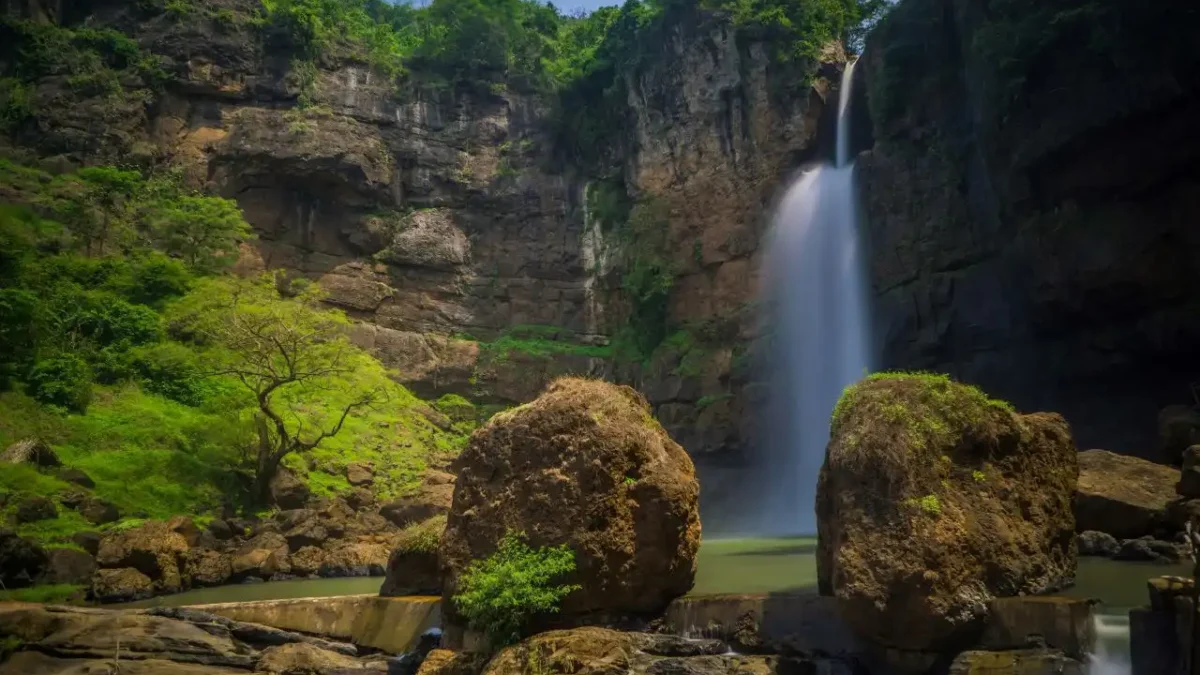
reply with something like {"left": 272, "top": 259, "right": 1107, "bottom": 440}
{"left": 757, "top": 61, "right": 871, "bottom": 535}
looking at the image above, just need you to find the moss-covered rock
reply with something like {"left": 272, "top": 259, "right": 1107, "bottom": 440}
{"left": 817, "top": 372, "right": 1077, "bottom": 653}
{"left": 440, "top": 377, "right": 700, "bottom": 623}
{"left": 380, "top": 515, "right": 444, "bottom": 597}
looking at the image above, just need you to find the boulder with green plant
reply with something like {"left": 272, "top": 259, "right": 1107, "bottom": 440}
{"left": 817, "top": 372, "right": 1077, "bottom": 657}
{"left": 440, "top": 377, "right": 701, "bottom": 630}
{"left": 380, "top": 515, "right": 445, "bottom": 597}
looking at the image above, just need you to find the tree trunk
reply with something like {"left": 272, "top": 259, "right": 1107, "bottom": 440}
{"left": 253, "top": 414, "right": 280, "bottom": 504}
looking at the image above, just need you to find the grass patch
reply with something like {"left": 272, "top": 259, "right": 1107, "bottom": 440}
{"left": 0, "top": 583, "right": 84, "bottom": 604}
{"left": 478, "top": 325, "right": 611, "bottom": 362}
{"left": 396, "top": 514, "right": 446, "bottom": 555}
{"left": 696, "top": 393, "right": 733, "bottom": 409}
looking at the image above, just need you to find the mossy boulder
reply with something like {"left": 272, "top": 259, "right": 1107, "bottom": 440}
{"left": 380, "top": 515, "right": 444, "bottom": 597}
{"left": 816, "top": 373, "right": 1077, "bottom": 653}
{"left": 440, "top": 377, "right": 701, "bottom": 622}
{"left": 91, "top": 567, "right": 154, "bottom": 603}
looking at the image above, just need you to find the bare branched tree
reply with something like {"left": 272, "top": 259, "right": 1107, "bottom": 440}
{"left": 198, "top": 277, "right": 384, "bottom": 502}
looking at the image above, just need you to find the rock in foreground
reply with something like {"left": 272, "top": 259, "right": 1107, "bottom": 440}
{"left": 1075, "top": 449, "right": 1176, "bottom": 539}
{"left": 440, "top": 377, "right": 701, "bottom": 621}
{"left": 816, "top": 373, "right": 1077, "bottom": 653}
{"left": 480, "top": 627, "right": 843, "bottom": 675}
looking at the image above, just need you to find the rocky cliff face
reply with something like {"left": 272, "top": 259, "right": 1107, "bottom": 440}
{"left": 856, "top": 0, "right": 1200, "bottom": 457}
{"left": 1, "top": 1, "right": 840, "bottom": 512}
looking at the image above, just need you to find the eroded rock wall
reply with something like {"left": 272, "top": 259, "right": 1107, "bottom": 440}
{"left": 1, "top": 2, "right": 838, "bottom": 489}
{"left": 857, "top": 0, "right": 1200, "bottom": 456}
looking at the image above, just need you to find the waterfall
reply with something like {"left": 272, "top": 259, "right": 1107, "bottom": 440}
{"left": 1089, "top": 614, "right": 1131, "bottom": 675}
{"left": 755, "top": 61, "right": 871, "bottom": 534}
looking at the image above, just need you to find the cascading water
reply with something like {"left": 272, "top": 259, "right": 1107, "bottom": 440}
{"left": 755, "top": 61, "right": 872, "bottom": 534}
{"left": 1089, "top": 614, "right": 1132, "bottom": 675}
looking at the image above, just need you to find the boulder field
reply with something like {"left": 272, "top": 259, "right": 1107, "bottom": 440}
{"left": 816, "top": 373, "right": 1078, "bottom": 656}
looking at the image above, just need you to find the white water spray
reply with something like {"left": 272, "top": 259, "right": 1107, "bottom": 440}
{"left": 756, "top": 62, "right": 871, "bottom": 534}
{"left": 1089, "top": 614, "right": 1131, "bottom": 675}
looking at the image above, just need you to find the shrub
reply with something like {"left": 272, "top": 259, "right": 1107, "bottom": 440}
{"left": 453, "top": 531, "right": 580, "bottom": 650}
{"left": 48, "top": 289, "right": 163, "bottom": 350}
{"left": 119, "top": 253, "right": 193, "bottom": 306}
{"left": 125, "top": 342, "right": 207, "bottom": 405}
{"left": 27, "top": 354, "right": 93, "bottom": 412}
{"left": 0, "top": 288, "right": 37, "bottom": 388}
{"left": 398, "top": 514, "right": 446, "bottom": 555}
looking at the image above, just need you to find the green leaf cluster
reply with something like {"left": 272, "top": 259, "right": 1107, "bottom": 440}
{"left": 454, "top": 531, "right": 580, "bottom": 650}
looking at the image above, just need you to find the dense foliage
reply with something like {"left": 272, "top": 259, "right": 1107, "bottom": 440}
{"left": 0, "top": 158, "right": 468, "bottom": 547}
{"left": 454, "top": 531, "right": 580, "bottom": 650}
{"left": 0, "top": 17, "right": 167, "bottom": 134}
{"left": 253, "top": 0, "right": 881, "bottom": 95}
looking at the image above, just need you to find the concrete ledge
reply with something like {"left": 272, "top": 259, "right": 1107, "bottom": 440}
{"left": 188, "top": 594, "right": 440, "bottom": 654}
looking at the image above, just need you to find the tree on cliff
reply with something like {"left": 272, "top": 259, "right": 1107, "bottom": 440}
{"left": 168, "top": 274, "right": 385, "bottom": 502}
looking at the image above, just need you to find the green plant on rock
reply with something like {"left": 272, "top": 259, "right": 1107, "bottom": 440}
{"left": 453, "top": 530, "right": 580, "bottom": 651}
{"left": 397, "top": 514, "right": 446, "bottom": 555}
{"left": 906, "top": 493, "right": 941, "bottom": 515}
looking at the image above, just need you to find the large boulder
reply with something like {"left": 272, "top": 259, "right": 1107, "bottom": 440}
{"left": 816, "top": 373, "right": 1077, "bottom": 653}
{"left": 416, "top": 649, "right": 487, "bottom": 675}
{"left": 319, "top": 541, "right": 389, "bottom": 577}
{"left": 379, "top": 471, "right": 455, "bottom": 528}
{"left": 15, "top": 496, "right": 57, "bottom": 523}
{"left": 231, "top": 532, "right": 291, "bottom": 580}
{"left": 380, "top": 516, "right": 444, "bottom": 597}
{"left": 1178, "top": 446, "right": 1200, "bottom": 498}
{"left": 269, "top": 468, "right": 311, "bottom": 510}
{"left": 254, "top": 643, "right": 362, "bottom": 674}
{"left": 91, "top": 567, "right": 155, "bottom": 603}
{"left": 1075, "top": 449, "right": 1176, "bottom": 539}
{"left": 0, "top": 438, "right": 59, "bottom": 467}
{"left": 96, "top": 520, "right": 191, "bottom": 593}
{"left": 185, "top": 549, "right": 233, "bottom": 587}
{"left": 40, "top": 547, "right": 97, "bottom": 585}
{"left": 480, "top": 627, "right": 807, "bottom": 675}
{"left": 78, "top": 496, "right": 120, "bottom": 525}
{"left": 290, "top": 546, "right": 327, "bottom": 577}
{"left": 0, "top": 529, "right": 48, "bottom": 588}
{"left": 440, "top": 377, "right": 701, "bottom": 621}
{"left": 1159, "top": 405, "right": 1200, "bottom": 465}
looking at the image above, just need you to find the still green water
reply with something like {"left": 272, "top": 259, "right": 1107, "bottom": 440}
{"left": 121, "top": 536, "right": 1185, "bottom": 610}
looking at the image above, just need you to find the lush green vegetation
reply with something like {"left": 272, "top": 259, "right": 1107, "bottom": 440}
{"left": 395, "top": 514, "right": 446, "bottom": 555}
{"left": 0, "top": 17, "right": 167, "bottom": 134}
{"left": 478, "top": 324, "right": 612, "bottom": 362}
{"left": 453, "top": 531, "right": 580, "bottom": 650}
{"left": 0, "top": 583, "right": 85, "bottom": 604}
{"left": 831, "top": 371, "right": 1016, "bottom": 462}
{"left": 0, "top": 157, "right": 468, "bottom": 548}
